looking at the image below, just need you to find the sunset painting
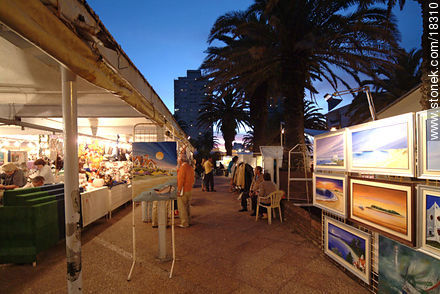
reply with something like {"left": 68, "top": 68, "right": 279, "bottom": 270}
{"left": 313, "top": 174, "right": 346, "bottom": 217}
{"left": 351, "top": 122, "right": 409, "bottom": 169}
{"left": 315, "top": 132, "right": 345, "bottom": 169}
{"left": 350, "top": 179, "right": 413, "bottom": 243}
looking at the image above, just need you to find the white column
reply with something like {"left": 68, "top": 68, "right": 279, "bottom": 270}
{"left": 157, "top": 200, "right": 167, "bottom": 260}
{"left": 61, "top": 67, "right": 82, "bottom": 293}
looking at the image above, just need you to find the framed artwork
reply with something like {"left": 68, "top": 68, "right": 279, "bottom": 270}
{"left": 347, "top": 113, "right": 415, "bottom": 177}
{"left": 379, "top": 235, "right": 440, "bottom": 293}
{"left": 132, "top": 142, "right": 177, "bottom": 198}
{"left": 349, "top": 177, "right": 416, "bottom": 246}
{"left": 8, "top": 150, "right": 27, "bottom": 164}
{"left": 417, "top": 108, "right": 440, "bottom": 180}
{"left": 324, "top": 217, "right": 371, "bottom": 284}
{"left": 313, "top": 129, "right": 347, "bottom": 171}
{"left": 313, "top": 173, "right": 347, "bottom": 218}
{"left": 0, "top": 152, "right": 4, "bottom": 166}
{"left": 418, "top": 185, "right": 440, "bottom": 259}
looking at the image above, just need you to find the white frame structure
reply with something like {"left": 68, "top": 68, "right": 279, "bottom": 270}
{"left": 417, "top": 185, "right": 440, "bottom": 259}
{"left": 417, "top": 109, "right": 440, "bottom": 180}
{"left": 347, "top": 113, "right": 415, "bottom": 177}
{"left": 324, "top": 217, "right": 371, "bottom": 284}
{"left": 313, "top": 129, "right": 347, "bottom": 171}
{"left": 313, "top": 173, "right": 347, "bottom": 217}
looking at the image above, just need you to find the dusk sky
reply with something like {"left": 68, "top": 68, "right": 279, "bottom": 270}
{"left": 87, "top": 0, "right": 422, "bottom": 114}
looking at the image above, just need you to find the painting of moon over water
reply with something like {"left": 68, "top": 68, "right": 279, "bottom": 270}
{"left": 351, "top": 122, "right": 408, "bottom": 169}
{"left": 315, "top": 133, "right": 345, "bottom": 168}
{"left": 314, "top": 175, "right": 345, "bottom": 216}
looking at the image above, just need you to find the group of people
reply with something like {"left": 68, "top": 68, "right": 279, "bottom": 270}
{"left": 227, "top": 156, "right": 277, "bottom": 219}
{"left": 0, "top": 158, "right": 55, "bottom": 191}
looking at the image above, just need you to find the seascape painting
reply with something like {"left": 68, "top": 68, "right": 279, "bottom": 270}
{"left": 350, "top": 178, "right": 414, "bottom": 244}
{"left": 324, "top": 217, "right": 370, "bottom": 284}
{"left": 314, "top": 130, "right": 346, "bottom": 170}
{"left": 427, "top": 140, "right": 440, "bottom": 171}
{"left": 132, "top": 142, "right": 177, "bottom": 198}
{"left": 419, "top": 185, "right": 440, "bottom": 259}
{"left": 379, "top": 235, "right": 440, "bottom": 294}
{"left": 417, "top": 109, "right": 440, "bottom": 179}
{"left": 351, "top": 122, "right": 408, "bottom": 169}
{"left": 313, "top": 174, "right": 346, "bottom": 217}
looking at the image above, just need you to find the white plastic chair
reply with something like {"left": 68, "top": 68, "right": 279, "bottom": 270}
{"left": 256, "top": 190, "right": 284, "bottom": 224}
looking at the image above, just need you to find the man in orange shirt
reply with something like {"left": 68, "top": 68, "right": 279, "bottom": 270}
{"left": 177, "top": 158, "right": 195, "bottom": 228}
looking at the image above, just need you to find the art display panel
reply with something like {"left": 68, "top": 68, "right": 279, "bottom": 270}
{"left": 417, "top": 109, "right": 440, "bottom": 180}
{"left": 379, "top": 235, "right": 440, "bottom": 294}
{"left": 347, "top": 113, "right": 415, "bottom": 177}
{"left": 349, "top": 178, "right": 416, "bottom": 246}
{"left": 313, "top": 129, "right": 347, "bottom": 171}
{"left": 313, "top": 173, "right": 347, "bottom": 217}
{"left": 418, "top": 185, "right": 440, "bottom": 259}
{"left": 324, "top": 217, "right": 371, "bottom": 284}
{"left": 132, "top": 142, "right": 177, "bottom": 197}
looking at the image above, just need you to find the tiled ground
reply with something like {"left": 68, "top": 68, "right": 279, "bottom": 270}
{"left": 0, "top": 176, "right": 370, "bottom": 293}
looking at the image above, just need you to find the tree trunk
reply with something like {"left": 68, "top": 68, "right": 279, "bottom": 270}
{"left": 418, "top": 0, "right": 431, "bottom": 110}
{"left": 249, "top": 82, "right": 269, "bottom": 152}
{"left": 222, "top": 127, "right": 236, "bottom": 156}
{"left": 283, "top": 72, "right": 306, "bottom": 149}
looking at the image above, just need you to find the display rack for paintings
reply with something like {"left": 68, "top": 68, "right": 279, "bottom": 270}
{"left": 287, "top": 144, "right": 313, "bottom": 203}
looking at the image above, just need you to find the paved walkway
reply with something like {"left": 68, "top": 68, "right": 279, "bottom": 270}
{"left": 0, "top": 176, "right": 369, "bottom": 293}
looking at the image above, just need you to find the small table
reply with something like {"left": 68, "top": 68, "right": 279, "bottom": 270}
{"left": 127, "top": 185, "right": 177, "bottom": 280}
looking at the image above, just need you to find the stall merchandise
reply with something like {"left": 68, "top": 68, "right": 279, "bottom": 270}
{"left": 313, "top": 129, "right": 347, "bottom": 171}
{"left": 417, "top": 185, "right": 440, "bottom": 259}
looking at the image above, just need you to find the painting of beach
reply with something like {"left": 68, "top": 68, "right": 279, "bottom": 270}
{"left": 325, "top": 217, "right": 370, "bottom": 284}
{"left": 314, "top": 175, "right": 346, "bottom": 216}
{"left": 351, "top": 122, "right": 409, "bottom": 169}
{"left": 379, "top": 235, "right": 440, "bottom": 294}
{"left": 315, "top": 132, "right": 345, "bottom": 168}
{"left": 427, "top": 140, "right": 440, "bottom": 171}
{"left": 351, "top": 180, "right": 408, "bottom": 236}
{"left": 132, "top": 142, "right": 177, "bottom": 197}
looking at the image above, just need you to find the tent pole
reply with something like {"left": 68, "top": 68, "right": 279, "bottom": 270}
{"left": 61, "top": 66, "right": 82, "bottom": 293}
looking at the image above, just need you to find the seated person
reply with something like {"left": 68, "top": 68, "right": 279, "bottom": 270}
{"left": 22, "top": 176, "right": 45, "bottom": 189}
{"left": 257, "top": 172, "right": 277, "bottom": 219}
{"left": 0, "top": 163, "right": 27, "bottom": 190}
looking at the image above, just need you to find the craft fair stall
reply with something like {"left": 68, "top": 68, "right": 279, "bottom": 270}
{"left": 0, "top": 0, "right": 192, "bottom": 287}
{"left": 312, "top": 109, "right": 440, "bottom": 293}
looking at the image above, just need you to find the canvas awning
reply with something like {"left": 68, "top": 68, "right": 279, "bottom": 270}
{"left": 0, "top": 0, "right": 191, "bottom": 149}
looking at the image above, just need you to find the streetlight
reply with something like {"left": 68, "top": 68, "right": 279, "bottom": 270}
{"left": 324, "top": 86, "right": 377, "bottom": 121}
{"left": 280, "top": 121, "right": 285, "bottom": 147}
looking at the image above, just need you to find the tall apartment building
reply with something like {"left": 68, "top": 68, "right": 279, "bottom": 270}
{"left": 174, "top": 70, "right": 211, "bottom": 139}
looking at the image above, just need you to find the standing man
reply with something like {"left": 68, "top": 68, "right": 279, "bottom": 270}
{"left": 177, "top": 158, "right": 195, "bottom": 228}
{"left": 203, "top": 156, "right": 215, "bottom": 192}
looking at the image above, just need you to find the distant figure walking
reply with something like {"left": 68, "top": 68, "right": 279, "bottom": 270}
{"left": 203, "top": 156, "right": 215, "bottom": 192}
{"left": 177, "top": 159, "right": 195, "bottom": 228}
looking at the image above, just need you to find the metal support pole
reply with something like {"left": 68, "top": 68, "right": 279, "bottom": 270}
{"left": 158, "top": 201, "right": 167, "bottom": 260}
{"left": 365, "top": 87, "right": 377, "bottom": 121}
{"left": 61, "top": 67, "right": 82, "bottom": 293}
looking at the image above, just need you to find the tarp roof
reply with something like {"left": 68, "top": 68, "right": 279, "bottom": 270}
{"left": 0, "top": 0, "right": 191, "bottom": 148}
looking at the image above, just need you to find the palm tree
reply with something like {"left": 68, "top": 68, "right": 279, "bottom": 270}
{"left": 368, "top": 0, "right": 430, "bottom": 109}
{"left": 203, "top": 0, "right": 400, "bottom": 149}
{"left": 189, "top": 131, "right": 218, "bottom": 160}
{"left": 348, "top": 47, "right": 421, "bottom": 124}
{"left": 197, "top": 91, "right": 249, "bottom": 155}
{"left": 304, "top": 101, "right": 328, "bottom": 130}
